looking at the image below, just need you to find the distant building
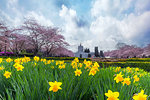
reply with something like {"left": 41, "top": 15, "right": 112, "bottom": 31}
{"left": 95, "top": 47, "right": 99, "bottom": 57}
{"left": 74, "top": 44, "right": 104, "bottom": 58}
{"left": 100, "top": 50, "right": 104, "bottom": 57}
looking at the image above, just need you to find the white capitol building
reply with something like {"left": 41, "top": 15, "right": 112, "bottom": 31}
{"left": 74, "top": 44, "right": 104, "bottom": 58}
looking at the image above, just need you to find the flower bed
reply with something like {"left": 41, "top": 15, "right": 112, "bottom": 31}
{"left": 0, "top": 57, "right": 149, "bottom": 99}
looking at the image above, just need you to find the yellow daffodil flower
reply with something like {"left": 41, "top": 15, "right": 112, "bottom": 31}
{"left": 89, "top": 68, "right": 97, "bottom": 76}
{"left": 34, "top": 56, "right": 40, "bottom": 62}
{"left": 133, "top": 90, "right": 147, "bottom": 100}
{"left": 133, "top": 75, "right": 139, "bottom": 83}
{"left": 122, "top": 76, "right": 131, "bottom": 86}
{"left": 114, "top": 72, "right": 124, "bottom": 83}
{"left": 6, "top": 58, "right": 13, "bottom": 63}
{"left": 74, "top": 69, "right": 82, "bottom": 76}
{"left": 4, "top": 71, "right": 11, "bottom": 78}
{"left": 49, "top": 81, "right": 62, "bottom": 92}
{"left": 0, "top": 66, "right": 4, "bottom": 70}
{"left": 105, "top": 90, "right": 119, "bottom": 100}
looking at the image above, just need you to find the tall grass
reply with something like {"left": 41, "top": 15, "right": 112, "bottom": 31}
{"left": 0, "top": 57, "right": 149, "bottom": 100}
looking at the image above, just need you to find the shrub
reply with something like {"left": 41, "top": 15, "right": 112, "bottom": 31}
{"left": 99, "top": 62, "right": 150, "bottom": 71}
{"left": 0, "top": 52, "right": 14, "bottom": 56}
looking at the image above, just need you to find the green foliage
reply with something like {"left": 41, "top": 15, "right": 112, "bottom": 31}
{"left": 126, "top": 58, "right": 150, "bottom": 62}
{"left": 45, "top": 57, "right": 91, "bottom": 61}
{"left": 18, "top": 53, "right": 34, "bottom": 57}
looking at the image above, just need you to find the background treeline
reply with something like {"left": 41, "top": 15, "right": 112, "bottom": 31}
{"left": 104, "top": 43, "right": 150, "bottom": 58}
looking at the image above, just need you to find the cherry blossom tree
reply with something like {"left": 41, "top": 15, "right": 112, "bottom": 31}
{"left": 22, "top": 19, "right": 47, "bottom": 55}
{"left": 120, "top": 46, "right": 143, "bottom": 58}
{"left": 0, "top": 21, "right": 12, "bottom": 54}
{"left": 9, "top": 33, "right": 27, "bottom": 56}
{"left": 104, "top": 45, "right": 144, "bottom": 58}
{"left": 142, "top": 44, "right": 150, "bottom": 57}
{"left": 22, "top": 18, "right": 72, "bottom": 57}
{"left": 0, "top": 18, "right": 73, "bottom": 57}
{"left": 41, "top": 27, "right": 70, "bottom": 56}
{"left": 52, "top": 46, "right": 74, "bottom": 57}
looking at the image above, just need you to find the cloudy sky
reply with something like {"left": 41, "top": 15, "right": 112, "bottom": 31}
{"left": 0, "top": 0, "right": 150, "bottom": 52}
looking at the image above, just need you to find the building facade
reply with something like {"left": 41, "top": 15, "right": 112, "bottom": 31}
{"left": 74, "top": 44, "right": 104, "bottom": 58}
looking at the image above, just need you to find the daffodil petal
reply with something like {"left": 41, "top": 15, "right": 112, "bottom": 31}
{"left": 49, "top": 82, "right": 54, "bottom": 86}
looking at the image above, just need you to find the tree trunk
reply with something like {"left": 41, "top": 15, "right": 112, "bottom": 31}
{"left": 5, "top": 40, "right": 6, "bottom": 56}
{"left": 34, "top": 49, "right": 38, "bottom": 56}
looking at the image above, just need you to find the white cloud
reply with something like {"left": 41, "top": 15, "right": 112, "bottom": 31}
{"left": 89, "top": 0, "right": 150, "bottom": 51}
{"left": 90, "top": 16, "right": 123, "bottom": 50}
{"left": 90, "top": 12, "right": 150, "bottom": 49}
{"left": 91, "top": 0, "right": 133, "bottom": 17}
{"left": 25, "top": 11, "right": 54, "bottom": 26}
{"left": 7, "top": 0, "right": 18, "bottom": 8}
{"left": 6, "top": 0, "right": 21, "bottom": 16}
{"left": 1, "top": 0, "right": 54, "bottom": 27}
{"left": 135, "top": 0, "right": 150, "bottom": 13}
{"left": 59, "top": 5, "right": 93, "bottom": 52}
{"left": 0, "top": 10, "right": 53, "bottom": 28}
{"left": 59, "top": 5, "right": 77, "bottom": 19}
{"left": 0, "top": 9, "right": 22, "bottom": 27}
{"left": 59, "top": 5, "right": 79, "bottom": 37}
{"left": 0, "top": 0, "right": 24, "bottom": 27}
{"left": 120, "top": 11, "right": 150, "bottom": 40}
